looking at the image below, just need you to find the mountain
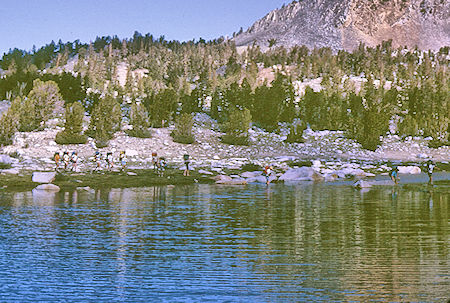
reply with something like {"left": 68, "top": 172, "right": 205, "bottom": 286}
{"left": 234, "top": 0, "right": 450, "bottom": 51}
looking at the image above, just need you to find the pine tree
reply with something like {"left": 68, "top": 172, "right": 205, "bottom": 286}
{"left": 126, "top": 103, "right": 151, "bottom": 138}
{"left": 55, "top": 102, "right": 87, "bottom": 144}
{"left": 221, "top": 108, "right": 252, "bottom": 146}
{"left": 87, "top": 95, "right": 122, "bottom": 146}
{"left": 171, "top": 113, "right": 195, "bottom": 144}
{"left": 27, "top": 79, "right": 64, "bottom": 127}
{"left": 0, "top": 109, "right": 18, "bottom": 146}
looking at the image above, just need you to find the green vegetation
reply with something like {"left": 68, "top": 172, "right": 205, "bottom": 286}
{"left": 0, "top": 169, "right": 215, "bottom": 192}
{"left": 221, "top": 108, "right": 252, "bottom": 146}
{"left": 126, "top": 103, "right": 151, "bottom": 138}
{"left": 55, "top": 102, "right": 87, "bottom": 144}
{"left": 0, "top": 34, "right": 448, "bottom": 150}
{"left": 171, "top": 113, "right": 195, "bottom": 144}
{"left": 86, "top": 95, "right": 121, "bottom": 147}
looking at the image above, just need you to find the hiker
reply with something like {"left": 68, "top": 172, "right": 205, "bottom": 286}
{"left": 152, "top": 152, "right": 158, "bottom": 171}
{"left": 157, "top": 157, "right": 167, "bottom": 177}
{"left": 53, "top": 152, "right": 61, "bottom": 170}
{"left": 183, "top": 154, "right": 190, "bottom": 176}
{"left": 263, "top": 165, "right": 273, "bottom": 185}
{"left": 70, "top": 151, "right": 78, "bottom": 172}
{"left": 390, "top": 166, "right": 399, "bottom": 184}
{"left": 93, "top": 151, "right": 102, "bottom": 171}
{"left": 62, "top": 151, "right": 70, "bottom": 170}
{"left": 106, "top": 152, "right": 114, "bottom": 171}
{"left": 426, "top": 160, "right": 435, "bottom": 185}
{"left": 119, "top": 151, "right": 127, "bottom": 171}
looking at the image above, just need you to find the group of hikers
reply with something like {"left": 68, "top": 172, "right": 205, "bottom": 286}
{"left": 390, "top": 160, "right": 436, "bottom": 185}
{"left": 52, "top": 150, "right": 436, "bottom": 184}
{"left": 53, "top": 150, "right": 192, "bottom": 177}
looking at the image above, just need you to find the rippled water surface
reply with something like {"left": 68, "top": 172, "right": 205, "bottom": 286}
{"left": 0, "top": 184, "right": 448, "bottom": 302}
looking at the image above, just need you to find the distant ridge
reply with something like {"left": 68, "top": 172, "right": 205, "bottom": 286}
{"left": 234, "top": 0, "right": 450, "bottom": 51}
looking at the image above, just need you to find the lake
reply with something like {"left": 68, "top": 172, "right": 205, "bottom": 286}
{"left": 0, "top": 183, "right": 448, "bottom": 302}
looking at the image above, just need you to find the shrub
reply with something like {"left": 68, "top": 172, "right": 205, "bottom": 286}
{"left": 55, "top": 102, "right": 87, "bottom": 145}
{"left": 221, "top": 108, "right": 251, "bottom": 146}
{"left": 27, "top": 79, "right": 64, "bottom": 128}
{"left": 126, "top": 103, "right": 151, "bottom": 138}
{"left": 428, "top": 140, "right": 449, "bottom": 149}
{"left": 87, "top": 95, "right": 121, "bottom": 143}
{"left": 0, "top": 162, "right": 12, "bottom": 169}
{"left": 0, "top": 110, "right": 18, "bottom": 146}
{"left": 171, "top": 113, "right": 195, "bottom": 144}
{"left": 240, "top": 163, "right": 262, "bottom": 171}
{"left": 285, "top": 123, "right": 306, "bottom": 143}
{"left": 55, "top": 132, "right": 87, "bottom": 145}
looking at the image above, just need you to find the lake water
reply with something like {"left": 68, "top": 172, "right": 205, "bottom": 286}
{"left": 0, "top": 183, "right": 448, "bottom": 302}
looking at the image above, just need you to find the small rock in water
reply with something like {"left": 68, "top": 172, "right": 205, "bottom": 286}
{"left": 34, "top": 184, "right": 60, "bottom": 192}
{"left": 353, "top": 180, "right": 372, "bottom": 188}
{"left": 212, "top": 175, "right": 233, "bottom": 182}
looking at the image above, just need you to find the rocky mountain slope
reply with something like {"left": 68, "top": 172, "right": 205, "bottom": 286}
{"left": 234, "top": 0, "right": 450, "bottom": 51}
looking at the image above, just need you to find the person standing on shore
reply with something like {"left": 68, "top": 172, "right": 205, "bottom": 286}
{"left": 62, "top": 151, "right": 70, "bottom": 170}
{"left": 70, "top": 152, "right": 78, "bottom": 172}
{"left": 390, "top": 166, "right": 399, "bottom": 185}
{"left": 119, "top": 151, "right": 127, "bottom": 172}
{"left": 158, "top": 157, "right": 167, "bottom": 177}
{"left": 183, "top": 154, "right": 190, "bottom": 176}
{"left": 106, "top": 152, "right": 114, "bottom": 171}
{"left": 53, "top": 152, "right": 60, "bottom": 170}
{"left": 93, "top": 151, "right": 102, "bottom": 172}
{"left": 152, "top": 152, "right": 158, "bottom": 172}
{"left": 426, "top": 160, "right": 435, "bottom": 185}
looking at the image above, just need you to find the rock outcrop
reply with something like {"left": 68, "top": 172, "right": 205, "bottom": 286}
{"left": 32, "top": 172, "right": 56, "bottom": 183}
{"left": 234, "top": 0, "right": 449, "bottom": 51}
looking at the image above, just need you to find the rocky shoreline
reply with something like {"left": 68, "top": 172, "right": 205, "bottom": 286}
{"left": 1, "top": 114, "right": 449, "bottom": 192}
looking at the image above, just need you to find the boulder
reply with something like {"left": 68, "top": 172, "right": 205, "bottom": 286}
{"left": 125, "top": 149, "right": 139, "bottom": 157}
{"left": 398, "top": 166, "right": 421, "bottom": 174}
{"left": 279, "top": 167, "right": 322, "bottom": 181}
{"left": 34, "top": 184, "right": 60, "bottom": 192}
{"left": 248, "top": 175, "right": 278, "bottom": 183}
{"left": 353, "top": 180, "right": 373, "bottom": 188}
{"left": 241, "top": 171, "right": 262, "bottom": 178}
{"left": 0, "top": 154, "right": 12, "bottom": 164}
{"left": 212, "top": 175, "right": 233, "bottom": 182}
{"left": 198, "top": 169, "right": 214, "bottom": 175}
{"left": 32, "top": 172, "right": 56, "bottom": 183}
{"left": 1, "top": 168, "right": 20, "bottom": 175}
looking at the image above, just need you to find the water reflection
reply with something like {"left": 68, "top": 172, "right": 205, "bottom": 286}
{"left": 0, "top": 184, "right": 448, "bottom": 302}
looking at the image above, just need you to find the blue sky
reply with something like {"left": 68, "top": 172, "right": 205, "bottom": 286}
{"left": 0, "top": 0, "right": 289, "bottom": 56}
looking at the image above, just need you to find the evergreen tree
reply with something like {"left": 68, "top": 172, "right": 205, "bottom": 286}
{"left": 126, "top": 103, "right": 151, "bottom": 138}
{"left": 0, "top": 109, "right": 18, "bottom": 146}
{"left": 87, "top": 95, "right": 122, "bottom": 146}
{"left": 27, "top": 79, "right": 64, "bottom": 127}
{"left": 221, "top": 108, "right": 252, "bottom": 146}
{"left": 148, "top": 88, "right": 178, "bottom": 127}
{"left": 55, "top": 102, "right": 87, "bottom": 144}
{"left": 171, "top": 113, "right": 195, "bottom": 144}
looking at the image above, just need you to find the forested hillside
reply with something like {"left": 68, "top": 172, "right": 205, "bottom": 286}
{"left": 0, "top": 32, "right": 449, "bottom": 150}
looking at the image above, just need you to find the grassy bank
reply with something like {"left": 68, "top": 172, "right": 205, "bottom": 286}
{"left": 0, "top": 169, "right": 215, "bottom": 192}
